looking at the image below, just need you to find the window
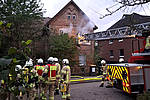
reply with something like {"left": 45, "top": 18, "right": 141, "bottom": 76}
{"left": 79, "top": 55, "right": 86, "bottom": 66}
{"left": 72, "top": 15, "right": 76, "bottom": 20}
{"left": 67, "top": 15, "right": 71, "bottom": 20}
{"left": 120, "top": 49, "right": 124, "bottom": 57}
{"left": 59, "top": 30, "right": 63, "bottom": 34}
{"left": 109, "top": 40, "right": 113, "bottom": 44}
{"left": 95, "top": 41, "right": 98, "bottom": 46}
{"left": 109, "top": 50, "right": 114, "bottom": 58}
{"left": 118, "top": 39, "right": 123, "bottom": 42}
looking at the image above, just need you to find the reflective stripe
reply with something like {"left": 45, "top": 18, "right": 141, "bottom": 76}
{"left": 107, "top": 65, "right": 130, "bottom": 93}
{"left": 49, "top": 96, "right": 54, "bottom": 100}
{"left": 56, "top": 87, "right": 59, "bottom": 89}
{"left": 61, "top": 70, "right": 66, "bottom": 74}
{"left": 9, "top": 74, "right": 12, "bottom": 80}
{"left": 62, "top": 95, "right": 67, "bottom": 99}
{"left": 56, "top": 75, "right": 61, "bottom": 77}
{"left": 1, "top": 80, "right": 4, "bottom": 84}
{"left": 145, "top": 37, "right": 150, "bottom": 49}
{"left": 50, "top": 66, "right": 57, "bottom": 70}
{"left": 66, "top": 94, "right": 70, "bottom": 97}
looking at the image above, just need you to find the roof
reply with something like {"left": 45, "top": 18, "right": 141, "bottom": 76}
{"left": 48, "top": 0, "right": 97, "bottom": 30}
{"left": 108, "top": 13, "right": 150, "bottom": 30}
{"left": 43, "top": 17, "right": 51, "bottom": 25}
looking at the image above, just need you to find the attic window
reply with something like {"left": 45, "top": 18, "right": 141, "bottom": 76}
{"left": 72, "top": 15, "right": 76, "bottom": 20}
{"left": 67, "top": 15, "right": 71, "bottom": 20}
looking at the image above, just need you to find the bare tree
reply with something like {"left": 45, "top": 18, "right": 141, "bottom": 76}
{"left": 100, "top": 0, "right": 150, "bottom": 19}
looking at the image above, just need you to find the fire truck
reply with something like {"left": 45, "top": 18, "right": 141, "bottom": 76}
{"left": 85, "top": 22, "right": 150, "bottom": 94}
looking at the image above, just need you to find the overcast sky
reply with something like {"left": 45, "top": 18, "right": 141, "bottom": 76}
{"left": 41, "top": 0, "right": 150, "bottom": 32}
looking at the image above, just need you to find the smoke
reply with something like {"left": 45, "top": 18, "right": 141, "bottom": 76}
{"left": 77, "top": 15, "right": 95, "bottom": 34}
{"left": 59, "top": 23, "right": 73, "bottom": 34}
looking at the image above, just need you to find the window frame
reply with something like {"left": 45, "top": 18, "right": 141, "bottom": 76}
{"left": 119, "top": 49, "right": 124, "bottom": 57}
{"left": 67, "top": 15, "right": 71, "bottom": 20}
{"left": 72, "top": 15, "right": 76, "bottom": 20}
{"left": 79, "top": 55, "right": 86, "bottom": 66}
{"left": 109, "top": 50, "right": 114, "bottom": 58}
{"left": 109, "top": 40, "right": 113, "bottom": 44}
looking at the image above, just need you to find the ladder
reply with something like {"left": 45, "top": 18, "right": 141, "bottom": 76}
{"left": 85, "top": 22, "right": 150, "bottom": 40}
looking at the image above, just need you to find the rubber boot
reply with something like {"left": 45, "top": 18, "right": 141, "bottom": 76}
{"left": 99, "top": 82, "right": 104, "bottom": 87}
{"left": 55, "top": 89, "right": 59, "bottom": 95}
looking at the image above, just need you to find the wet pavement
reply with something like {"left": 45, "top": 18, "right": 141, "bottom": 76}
{"left": 55, "top": 82, "right": 136, "bottom": 100}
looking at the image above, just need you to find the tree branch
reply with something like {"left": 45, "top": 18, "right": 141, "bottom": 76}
{"left": 100, "top": 0, "right": 150, "bottom": 19}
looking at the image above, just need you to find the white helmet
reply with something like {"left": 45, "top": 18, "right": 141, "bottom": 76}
{"left": 15, "top": 65, "right": 22, "bottom": 71}
{"left": 119, "top": 58, "right": 124, "bottom": 63}
{"left": 48, "top": 57, "right": 53, "bottom": 62}
{"left": 38, "top": 58, "right": 43, "bottom": 63}
{"left": 101, "top": 60, "right": 106, "bottom": 64}
{"left": 53, "top": 58, "right": 58, "bottom": 62}
{"left": 62, "top": 59, "right": 69, "bottom": 64}
{"left": 25, "top": 58, "right": 33, "bottom": 66}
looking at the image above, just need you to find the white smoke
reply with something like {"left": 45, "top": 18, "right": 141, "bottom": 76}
{"left": 59, "top": 23, "right": 73, "bottom": 34}
{"left": 77, "top": 15, "right": 95, "bottom": 34}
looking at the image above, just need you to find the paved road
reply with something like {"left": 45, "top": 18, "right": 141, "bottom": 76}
{"left": 55, "top": 82, "right": 136, "bottom": 100}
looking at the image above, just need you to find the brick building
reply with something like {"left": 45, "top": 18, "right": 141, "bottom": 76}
{"left": 94, "top": 13, "right": 150, "bottom": 63}
{"left": 46, "top": 0, "right": 97, "bottom": 74}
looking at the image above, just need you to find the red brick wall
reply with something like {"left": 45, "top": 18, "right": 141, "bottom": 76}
{"left": 48, "top": 3, "right": 95, "bottom": 74}
{"left": 97, "top": 37, "right": 144, "bottom": 63}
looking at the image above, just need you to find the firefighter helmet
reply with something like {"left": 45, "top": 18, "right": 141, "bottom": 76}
{"left": 62, "top": 59, "right": 69, "bottom": 64}
{"left": 38, "top": 58, "right": 43, "bottom": 63}
{"left": 48, "top": 57, "right": 53, "bottom": 62}
{"left": 101, "top": 60, "right": 106, "bottom": 64}
{"left": 119, "top": 58, "right": 124, "bottom": 63}
{"left": 53, "top": 57, "right": 58, "bottom": 62}
{"left": 15, "top": 65, "right": 22, "bottom": 71}
{"left": 25, "top": 58, "right": 33, "bottom": 66}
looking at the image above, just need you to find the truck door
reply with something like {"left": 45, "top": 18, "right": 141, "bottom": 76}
{"left": 144, "top": 68, "right": 150, "bottom": 91}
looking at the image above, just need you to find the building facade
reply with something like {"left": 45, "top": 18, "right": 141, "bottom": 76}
{"left": 47, "top": 0, "right": 97, "bottom": 74}
{"left": 96, "top": 13, "right": 150, "bottom": 63}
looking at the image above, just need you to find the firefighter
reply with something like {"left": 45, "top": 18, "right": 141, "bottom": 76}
{"left": 61, "top": 59, "right": 71, "bottom": 100}
{"left": 23, "top": 59, "right": 37, "bottom": 100}
{"left": 34, "top": 58, "right": 46, "bottom": 99}
{"left": 44, "top": 57, "right": 57, "bottom": 100}
{"left": 145, "top": 36, "right": 150, "bottom": 50}
{"left": 15, "top": 65, "right": 25, "bottom": 99}
{"left": 99, "top": 60, "right": 107, "bottom": 87}
{"left": 53, "top": 57, "right": 61, "bottom": 95}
